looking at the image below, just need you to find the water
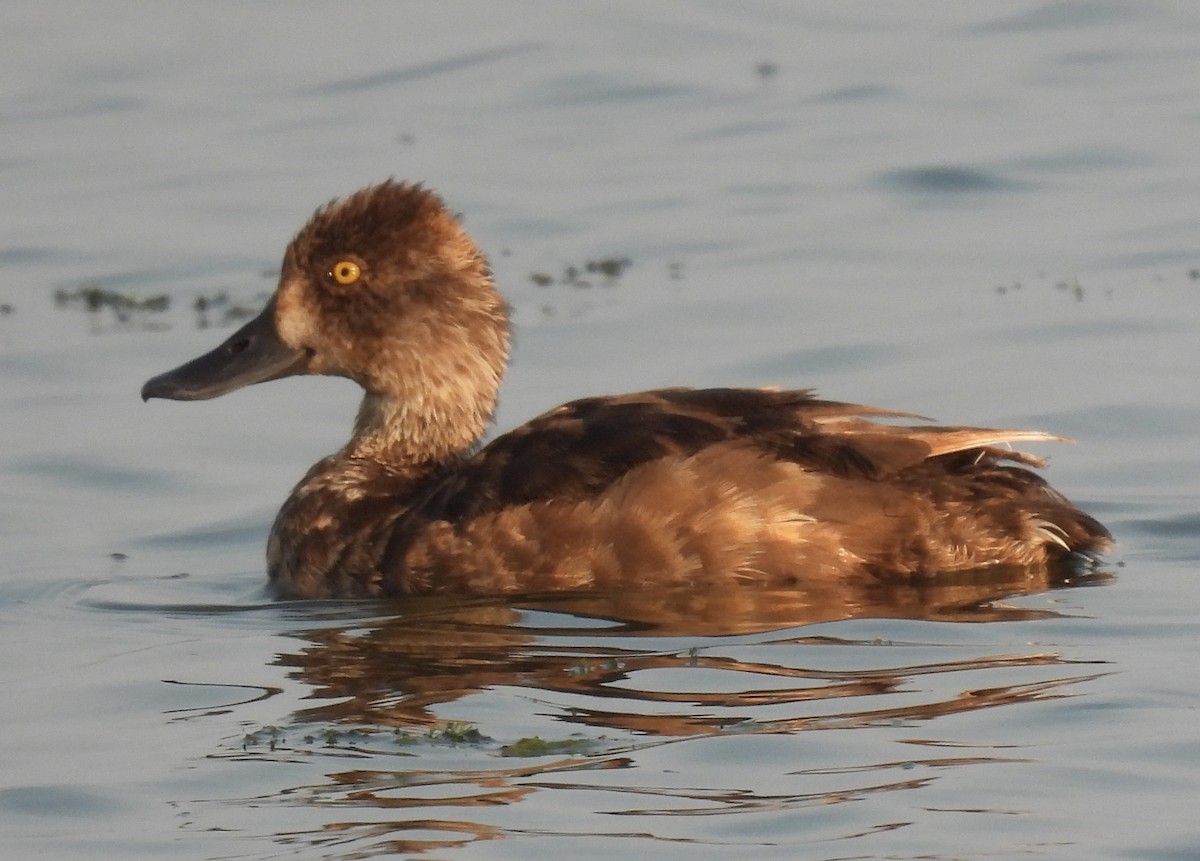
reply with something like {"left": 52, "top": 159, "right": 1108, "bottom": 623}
{"left": 2, "top": 2, "right": 1198, "bottom": 859}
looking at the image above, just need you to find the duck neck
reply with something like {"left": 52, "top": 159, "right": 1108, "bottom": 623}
{"left": 338, "top": 270, "right": 510, "bottom": 477}
{"left": 343, "top": 390, "right": 493, "bottom": 475}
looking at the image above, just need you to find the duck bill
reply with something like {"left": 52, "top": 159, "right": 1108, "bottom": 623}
{"left": 141, "top": 300, "right": 309, "bottom": 401}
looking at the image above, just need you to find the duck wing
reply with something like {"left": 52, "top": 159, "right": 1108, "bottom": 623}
{"left": 396, "top": 385, "right": 1080, "bottom": 534}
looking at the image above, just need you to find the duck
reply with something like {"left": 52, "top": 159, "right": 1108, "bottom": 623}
{"left": 141, "top": 180, "right": 1112, "bottom": 600}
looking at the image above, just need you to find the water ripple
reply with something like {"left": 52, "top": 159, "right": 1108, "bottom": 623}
{"left": 303, "top": 43, "right": 541, "bottom": 96}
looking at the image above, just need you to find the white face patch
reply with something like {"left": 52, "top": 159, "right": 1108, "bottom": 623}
{"left": 274, "top": 277, "right": 319, "bottom": 352}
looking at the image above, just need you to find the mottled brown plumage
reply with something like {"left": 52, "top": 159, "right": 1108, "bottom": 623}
{"left": 142, "top": 180, "right": 1112, "bottom": 599}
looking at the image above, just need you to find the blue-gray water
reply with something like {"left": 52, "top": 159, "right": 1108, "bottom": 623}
{"left": 1, "top": 3, "right": 1198, "bottom": 859}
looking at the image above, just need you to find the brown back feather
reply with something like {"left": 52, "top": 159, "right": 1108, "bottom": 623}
{"left": 378, "top": 387, "right": 1110, "bottom": 589}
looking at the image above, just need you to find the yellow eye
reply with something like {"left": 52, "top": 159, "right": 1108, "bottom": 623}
{"left": 331, "top": 260, "right": 361, "bottom": 285}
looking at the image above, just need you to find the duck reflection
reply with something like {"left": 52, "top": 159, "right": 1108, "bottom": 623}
{"left": 275, "top": 564, "right": 1107, "bottom": 731}
{"left": 228, "top": 567, "right": 1109, "bottom": 857}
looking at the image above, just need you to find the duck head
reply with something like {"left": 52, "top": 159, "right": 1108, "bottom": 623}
{"left": 142, "top": 181, "right": 511, "bottom": 462}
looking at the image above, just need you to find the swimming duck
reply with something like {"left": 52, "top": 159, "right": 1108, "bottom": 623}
{"left": 142, "top": 181, "right": 1112, "bottom": 599}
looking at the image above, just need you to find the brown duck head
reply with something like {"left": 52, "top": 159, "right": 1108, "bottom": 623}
{"left": 142, "top": 181, "right": 511, "bottom": 462}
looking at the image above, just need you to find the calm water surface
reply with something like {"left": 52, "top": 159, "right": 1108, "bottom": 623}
{"left": 1, "top": 3, "right": 1198, "bottom": 859}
